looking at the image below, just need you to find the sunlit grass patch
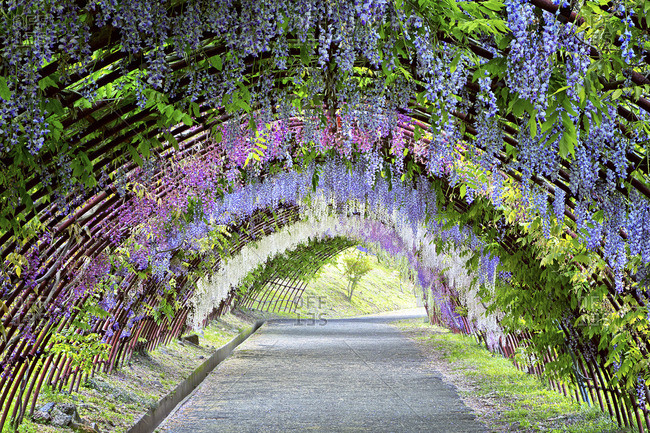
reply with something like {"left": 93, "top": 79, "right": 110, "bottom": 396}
{"left": 294, "top": 247, "right": 418, "bottom": 318}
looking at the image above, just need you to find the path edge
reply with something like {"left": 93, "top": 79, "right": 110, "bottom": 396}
{"left": 126, "top": 319, "right": 265, "bottom": 433}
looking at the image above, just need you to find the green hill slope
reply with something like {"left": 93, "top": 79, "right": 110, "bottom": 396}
{"left": 293, "top": 247, "right": 419, "bottom": 319}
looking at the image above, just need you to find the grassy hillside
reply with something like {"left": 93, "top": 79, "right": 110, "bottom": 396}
{"left": 293, "top": 247, "right": 419, "bottom": 319}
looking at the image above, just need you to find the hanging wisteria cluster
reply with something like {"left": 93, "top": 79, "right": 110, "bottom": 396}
{"left": 1, "top": 0, "right": 648, "bottom": 268}
{"left": 195, "top": 165, "right": 500, "bottom": 337}
{"left": 1, "top": 0, "right": 649, "bottom": 321}
{"left": 173, "top": 151, "right": 504, "bottom": 335}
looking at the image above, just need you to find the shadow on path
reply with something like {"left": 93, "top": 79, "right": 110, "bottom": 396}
{"left": 158, "top": 308, "right": 486, "bottom": 433}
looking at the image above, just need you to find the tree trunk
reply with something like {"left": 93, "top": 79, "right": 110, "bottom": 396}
{"left": 348, "top": 280, "right": 359, "bottom": 301}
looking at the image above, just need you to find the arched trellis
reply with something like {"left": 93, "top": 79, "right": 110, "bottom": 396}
{"left": 2, "top": 0, "right": 650, "bottom": 431}
{"left": 0, "top": 119, "right": 648, "bottom": 431}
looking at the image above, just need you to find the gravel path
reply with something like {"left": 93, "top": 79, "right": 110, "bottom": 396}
{"left": 157, "top": 308, "right": 486, "bottom": 433}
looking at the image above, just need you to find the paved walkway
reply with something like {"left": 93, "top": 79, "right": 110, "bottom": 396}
{"left": 158, "top": 308, "right": 486, "bottom": 432}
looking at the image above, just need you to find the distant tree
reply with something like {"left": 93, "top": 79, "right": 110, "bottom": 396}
{"left": 341, "top": 253, "right": 373, "bottom": 301}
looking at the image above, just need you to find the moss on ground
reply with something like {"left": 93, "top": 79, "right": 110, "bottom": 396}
{"left": 394, "top": 318, "right": 629, "bottom": 433}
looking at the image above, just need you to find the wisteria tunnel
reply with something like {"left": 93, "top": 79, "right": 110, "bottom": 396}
{"left": 2, "top": 0, "right": 650, "bottom": 430}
